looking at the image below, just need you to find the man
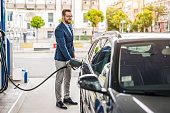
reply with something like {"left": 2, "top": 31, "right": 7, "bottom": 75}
{"left": 23, "top": 29, "right": 27, "bottom": 43}
{"left": 54, "top": 9, "right": 77, "bottom": 109}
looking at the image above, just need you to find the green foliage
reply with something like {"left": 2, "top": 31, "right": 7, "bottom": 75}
{"left": 143, "top": 4, "right": 155, "bottom": 11}
{"left": 74, "top": 35, "right": 91, "bottom": 40}
{"left": 155, "top": 5, "right": 167, "bottom": 22}
{"left": 131, "top": 19, "right": 138, "bottom": 32}
{"left": 143, "top": 4, "right": 167, "bottom": 23}
{"left": 59, "top": 18, "right": 74, "bottom": 24}
{"left": 95, "top": 47, "right": 99, "bottom": 54}
{"left": 30, "top": 16, "right": 45, "bottom": 29}
{"left": 106, "top": 7, "right": 119, "bottom": 31}
{"left": 30, "top": 16, "right": 45, "bottom": 42}
{"left": 106, "top": 7, "right": 128, "bottom": 32}
{"left": 85, "top": 9, "right": 104, "bottom": 27}
{"left": 136, "top": 9, "right": 153, "bottom": 32}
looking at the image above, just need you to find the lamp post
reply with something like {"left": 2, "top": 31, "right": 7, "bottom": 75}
{"left": 19, "top": 14, "right": 22, "bottom": 49}
{"left": 168, "top": 14, "right": 170, "bottom": 31}
{"left": 152, "top": 11, "right": 155, "bottom": 32}
{"left": 121, "top": 20, "right": 126, "bottom": 33}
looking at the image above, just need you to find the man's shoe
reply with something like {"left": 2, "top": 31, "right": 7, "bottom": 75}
{"left": 63, "top": 98, "right": 78, "bottom": 105}
{"left": 56, "top": 101, "right": 67, "bottom": 109}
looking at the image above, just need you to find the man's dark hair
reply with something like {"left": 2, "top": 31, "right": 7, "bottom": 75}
{"left": 62, "top": 9, "right": 71, "bottom": 16}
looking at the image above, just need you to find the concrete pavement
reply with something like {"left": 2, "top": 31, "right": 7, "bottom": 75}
{"left": 0, "top": 80, "right": 27, "bottom": 113}
{"left": 0, "top": 39, "right": 90, "bottom": 113}
{"left": 17, "top": 77, "right": 80, "bottom": 113}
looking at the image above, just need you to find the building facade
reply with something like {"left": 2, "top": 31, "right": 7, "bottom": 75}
{"left": 5, "top": 0, "right": 107, "bottom": 39}
{"left": 144, "top": 0, "right": 170, "bottom": 32}
{"left": 112, "top": 0, "right": 144, "bottom": 22}
{"left": 112, "top": 0, "right": 170, "bottom": 32}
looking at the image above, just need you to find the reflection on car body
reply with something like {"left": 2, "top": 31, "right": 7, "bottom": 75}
{"left": 78, "top": 32, "right": 170, "bottom": 113}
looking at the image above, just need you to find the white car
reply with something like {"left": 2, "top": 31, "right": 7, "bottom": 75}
{"left": 78, "top": 32, "right": 170, "bottom": 113}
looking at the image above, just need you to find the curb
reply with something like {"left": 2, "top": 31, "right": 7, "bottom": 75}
{"left": 13, "top": 47, "right": 89, "bottom": 53}
{"left": 12, "top": 42, "right": 91, "bottom": 53}
{"left": 8, "top": 80, "right": 31, "bottom": 113}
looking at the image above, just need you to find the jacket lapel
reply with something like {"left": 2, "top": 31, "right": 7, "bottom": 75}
{"left": 61, "top": 22, "right": 72, "bottom": 37}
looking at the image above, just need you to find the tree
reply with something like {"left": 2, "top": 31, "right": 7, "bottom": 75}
{"left": 155, "top": 5, "right": 167, "bottom": 23}
{"left": 85, "top": 9, "right": 104, "bottom": 28}
{"left": 85, "top": 9, "right": 104, "bottom": 44}
{"left": 143, "top": 4, "right": 155, "bottom": 11}
{"left": 143, "top": 4, "right": 167, "bottom": 24}
{"left": 106, "top": 7, "right": 128, "bottom": 32}
{"left": 137, "top": 9, "right": 153, "bottom": 32}
{"left": 114, "top": 10, "right": 128, "bottom": 32}
{"left": 106, "top": 7, "right": 119, "bottom": 31}
{"left": 30, "top": 16, "right": 45, "bottom": 42}
{"left": 131, "top": 19, "right": 138, "bottom": 32}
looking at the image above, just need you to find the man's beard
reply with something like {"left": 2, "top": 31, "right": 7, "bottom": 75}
{"left": 64, "top": 18, "right": 71, "bottom": 24}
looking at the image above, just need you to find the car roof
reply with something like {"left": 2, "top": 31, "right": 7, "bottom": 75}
{"left": 117, "top": 33, "right": 170, "bottom": 43}
{"left": 94, "top": 32, "right": 170, "bottom": 43}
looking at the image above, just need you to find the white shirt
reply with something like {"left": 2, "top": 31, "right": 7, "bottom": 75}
{"left": 63, "top": 21, "right": 72, "bottom": 36}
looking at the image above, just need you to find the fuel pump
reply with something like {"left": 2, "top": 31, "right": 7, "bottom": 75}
{"left": 0, "top": 30, "right": 8, "bottom": 93}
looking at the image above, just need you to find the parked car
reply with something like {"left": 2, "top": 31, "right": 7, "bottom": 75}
{"left": 78, "top": 32, "right": 170, "bottom": 113}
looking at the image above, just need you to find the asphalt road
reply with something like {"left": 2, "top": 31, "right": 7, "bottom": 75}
{"left": 13, "top": 50, "right": 87, "bottom": 78}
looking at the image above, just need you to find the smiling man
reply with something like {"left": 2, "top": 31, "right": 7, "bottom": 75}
{"left": 54, "top": 9, "right": 77, "bottom": 109}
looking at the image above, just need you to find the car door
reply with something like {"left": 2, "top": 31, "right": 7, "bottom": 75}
{"left": 80, "top": 38, "right": 102, "bottom": 113}
{"left": 85, "top": 38, "right": 112, "bottom": 113}
{"left": 94, "top": 40, "right": 112, "bottom": 113}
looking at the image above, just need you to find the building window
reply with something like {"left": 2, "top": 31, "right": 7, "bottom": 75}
{"left": 83, "top": 0, "right": 90, "bottom": 5}
{"left": 48, "top": 13, "right": 53, "bottom": 22}
{"left": 7, "top": 11, "right": 13, "bottom": 21}
{"left": 48, "top": 31, "right": 53, "bottom": 38}
{"left": 83, "top": 13, "right": 88, "bottom": 23}
{"left": 47, "top": 0, "right": 54, "bottom": 4}
{"left": 92, "top": 0, "right": 97, "bottom": 5}
{"left": 62, "top": 0, "right": 71, "bottom": 5}
{"left": 7, "top": 0, "right": 13, "bottom": 3}
{"left": 27, "top": 23, "right": 30, "bottom": 30}
{"left": 29, "top": 0, "right": 33, "bottom": 1}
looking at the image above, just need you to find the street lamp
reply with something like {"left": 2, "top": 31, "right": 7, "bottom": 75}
{"left": 121, "top": 20, "right": 126, "bottom": 33}
{"left": 168, "top": 14, "right": 170, "bottom": 31}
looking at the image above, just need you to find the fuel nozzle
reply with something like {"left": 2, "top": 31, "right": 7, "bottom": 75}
{"left": 68, "top": 58, "right": 83, "bottom": 68}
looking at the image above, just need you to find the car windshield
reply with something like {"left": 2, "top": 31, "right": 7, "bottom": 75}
{"left": 119, "top": 40, "right": 170, "bottom": 93}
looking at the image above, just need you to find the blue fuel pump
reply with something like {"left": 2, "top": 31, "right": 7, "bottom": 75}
{"left": 1, "top": 0, "right": 6, "bottom": 91}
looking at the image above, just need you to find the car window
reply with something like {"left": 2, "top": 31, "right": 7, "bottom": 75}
{"left": 88, "top": 39, "right": 107, "bottom": 63}
{"left": 119, "top": 40, "right": 170, "bottom": 92}
{"left": 98, "top": 63, "right": 110, "bottom": 88}
{"left": 88, "top": 40, "right": 99, "bottom": 62}
{"left": 91, "top": 39, "right": 111, "bottom": 76}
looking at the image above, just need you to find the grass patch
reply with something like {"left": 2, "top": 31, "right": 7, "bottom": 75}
{"left": 74, "top": 35, "right": 91, "bottom": 40}
{"left": 74, "top": 43, "right": 83, "bottom": 48}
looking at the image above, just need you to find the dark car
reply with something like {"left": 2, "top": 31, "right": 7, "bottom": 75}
{"left": 78, "top": 32, "right": 170, "bottom": 113}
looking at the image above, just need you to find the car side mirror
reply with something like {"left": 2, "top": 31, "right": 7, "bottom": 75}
{"left": 78, "top": 74, "right": 108, "bottom": 95}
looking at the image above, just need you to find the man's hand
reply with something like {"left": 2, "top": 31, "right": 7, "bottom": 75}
{"left": 66, "top": 60, "right": 71, "bottom": 68}
{"left": 73, "top": 52, "right": 75, "bottom": 58}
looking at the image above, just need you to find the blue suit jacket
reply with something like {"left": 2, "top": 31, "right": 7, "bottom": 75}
{"left": 54, "top": 21, "right": 75, "bottom": 61}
